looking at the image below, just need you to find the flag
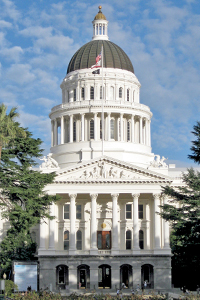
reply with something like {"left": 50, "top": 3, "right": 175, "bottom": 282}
{"left": 91, "top": 51, "right": 102, "bottom": 68}
{"left": 92, "top": 69, "right": 100, "bottom": 74}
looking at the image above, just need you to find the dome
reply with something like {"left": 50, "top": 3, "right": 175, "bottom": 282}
{"left": 94, "top": 5, "right": 106, "bottom": 20}
{"left": 67, "top": 40, "right": 134, "bottom": 74}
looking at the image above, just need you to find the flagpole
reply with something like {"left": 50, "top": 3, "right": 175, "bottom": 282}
{"left": 101, "top": 44, "right": 104, "bottom": 156}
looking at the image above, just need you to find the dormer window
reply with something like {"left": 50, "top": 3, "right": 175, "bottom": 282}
{"left": 119, "top": 87, "right": 123, "bottom": 99}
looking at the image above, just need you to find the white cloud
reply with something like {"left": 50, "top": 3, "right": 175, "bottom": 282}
{"left": 1, "top": 0, "right": 21, "bottom": 22}
{"left": 33, "top": 97, "right": 55, "bottom": 109}
{"left": 0, "top": 20, "right": 12, "bottom": 28}
{"left": 0, "top": 46, "right": 23, "bottom": 62}
{"left": 6, "top": 64, "right": 36, "bottom": 85}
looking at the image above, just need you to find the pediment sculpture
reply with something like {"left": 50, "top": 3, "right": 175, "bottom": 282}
{"left": 39, "top": 153, "right": 59, "bottom": 169}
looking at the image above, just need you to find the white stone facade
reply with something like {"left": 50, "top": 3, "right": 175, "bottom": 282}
{"left": 0, "top": 6, "right": 186, "bottom": 294}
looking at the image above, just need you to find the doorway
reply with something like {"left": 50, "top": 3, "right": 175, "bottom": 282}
{"left": 120, "top": 264, "right": 132, "bottom": 288}
{"left": 98, "top": 265, "right": 111, "bottom": 288}
{"left": 77, "top": 265, "right": 90, "bottom": 289}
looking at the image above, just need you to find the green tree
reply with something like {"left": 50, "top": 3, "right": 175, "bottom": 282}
{"left": 160, "top": 122, "right": 200, "bottom": 289}
{"left": 0, "top": 127, "right": 59, "bottom": 275}
{"left": 0, "top": 103, "right": 24, "bottom": 160}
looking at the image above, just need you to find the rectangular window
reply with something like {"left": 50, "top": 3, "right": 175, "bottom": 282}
{"left": 81, "top": 87, "right": 85, "bottom": 100}
{"left": 73, "top": 121, "right": 76, "bottom": 142}
{"left": 64, "top": 204, "right": 70, "bottom": 219}
{"left": 90, "top": 87, "right": 94, "bottom": 100}
{"left": 127, "top": 122, "right": 130, "bottom": 141}
{"left": 138, "top": 204, "right": 143, "bottom": 219}
{"left": 110, "top": 119, "right": 114, "bottom": 139}
{"left": 76, "top": 204, "right": 82, "bottom": 219}
{"left": 127, "top": 89, "right": 129, "bottom": 101}
{"left": 126, "top": 204, "right": 132, "bottom": 219}
{"left": 73, "top": 89, "right": 76, "bottom": 101}
{"left": 100, "top": 86, "right": 103, "bottom": 99}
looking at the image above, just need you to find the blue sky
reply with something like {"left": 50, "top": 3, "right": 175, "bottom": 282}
{"left": 0, "top": 0, "right": 200, "bottom": 167}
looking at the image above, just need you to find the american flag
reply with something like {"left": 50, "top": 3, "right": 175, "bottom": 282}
{"left": 91, "top": 51, "right": 102, "bottom": 68}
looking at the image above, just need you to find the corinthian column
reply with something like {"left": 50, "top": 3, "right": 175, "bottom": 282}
{"left": 90, "top": 193, "right": 98, "bottom": 254}
{"left": 48, "top": 202, "right": 55, "bottom": 251}
{"left": 111, "top": 193, "right": 119, "bottom": 254}
{"left": 69, "top": 193, "right": 77, "bottom": 254}
{"left": 132, "top": 193, "right": 140, "bottom": 252}
{"left": 153, "top": 194, "right": 161, "bottom": 250}
{"left": 163, "top": 195, "right": 170, "bottom": 249}
{"left": 61, "top": 116, "right": 64, "bottom": 144}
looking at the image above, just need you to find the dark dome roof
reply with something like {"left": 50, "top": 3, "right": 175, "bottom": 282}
{"left": 67, "top": 40, "right": 134, "bottom": 74}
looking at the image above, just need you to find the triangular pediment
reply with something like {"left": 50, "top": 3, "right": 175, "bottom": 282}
{"left": 54, "top": 156, "right": 172, "bottom": 184}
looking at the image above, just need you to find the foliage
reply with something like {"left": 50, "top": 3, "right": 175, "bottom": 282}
{"left": 160, "top": 122, "right": 200, "bottom": 289}
{"left": 0, "top": 127, "right": 59, "bottom": 274}
{"left": 5, "top": 280, "right": 18, "bottom": 296}
{"left": 0, "top": 103, "right": 25, "bottom": 160}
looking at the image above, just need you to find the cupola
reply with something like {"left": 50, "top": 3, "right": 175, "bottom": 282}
{"left": 92, "top": 6, "right": 109, "bottom": 41}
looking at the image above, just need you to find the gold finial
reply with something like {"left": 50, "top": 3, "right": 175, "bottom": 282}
{"left": 98, "top": 5, "right": 102, "bottom": 12}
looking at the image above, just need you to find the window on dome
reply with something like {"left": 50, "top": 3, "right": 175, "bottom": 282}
{"left": 90, "top": 119, "right": 94, "bottom": 139}
{"left": 73, "top": 89, "right": 76, "bottom": 101}
{"left": 126, "top": 230, "right": 132, "bottom": 250}
{"left": 99, "top": 24, "right": 102, "bottom": 35}
{"left": 127, "top": 121, "right": 130, "bottom": 141}
{"left": 96, "top": 25, "right": 98, "bottom": 35}
{"left": 64, "top": 204, "right": 70, "bottom": 219}
{"left": 103, "top": 24, "right": 105, "bottom": 35}
{"left": 110, "top": 119, "right": 114, "bottom": 139}
{"left": 110, "top": 86, "right": 114, "bottom": 100}
{"left": 126, "top": 204, "right": 132, "bottom": 219}
{"left": 64, "top": 230, "right": 69, "bottom": 250}
{"left": 81, "top": 87, "right": 85, "bottom": 100}
{"left": 119, "top": 87, "right": 123, "bottom": 98}
{"left": 90, "top": 87, "right": 94, "bottom": 100}
{"left": 76, "top": 230, "right": 82, "bottom": 250}
{"left": 76, "top": 204, "right": 82, "bottom": 220}
{"left": 100, "top": 120, "right": 102, "bottom": 139}
{"left": 133, "top": 91, "right": 135, "bottom": 102}
{"left": 127, "top": 89, "right": 130, "bottom": 101}
{"left": 139, "top": 230, "right": 144, "bottom": 249}
{"left": 100, "top": 86, "right": 103, "bottom": 99}
{"left": 73, "top": 121, "right": 76, "bottom": 142}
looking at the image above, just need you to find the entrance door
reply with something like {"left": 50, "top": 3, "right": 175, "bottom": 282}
{"left": 120, "top": 264, "right": 132, "bottom": 288}
{"left": 97, "top": 231, "right": 111, "bottom": 249}
{"left": 98, "top": 265, "right": 111, "bottom": 288}
{"left": 80, "top": 269, "right": 86, "bottom": 288}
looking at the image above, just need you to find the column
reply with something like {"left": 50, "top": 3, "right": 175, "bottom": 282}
{"left": 69, "top": 115, "right": 73, "bottom": 143}
{"left": 107, "top": 113, "right": 111, "bottom": 141}
{"left": 69, "top": 193, "right": 77, "bottom": 254}
{"left": 132, "top": 193, "right": 140, "bottom": 251}
{"left": 120, "top": 113, "right": 123, "bottom": 141}
{"left": 153, "top": 194, "right": 161, "bottom": 250}
{"left": 81, "top": 113, "right": 85, "bottom": 141}
{"left": 145, "top": 203, "right": 150, "bottom": 249}
{"left": 54, "top": 119, "right": 58, "bottom": 146}
{"left": 131, "top": 115, "right": 135, "bottom": 143}
{"left": 61, "top": 116, "right": 64, "bottom": 144}
{"left": 145, "top": 119, "right": 148, "bottom": 146}
{"left": 149, "top": 120, "right": 151, "bottom": 147}
{"left": 111, "top": 193, "right": 119, "bottom": 254}
{"left": 51, "top": 120, "right": 54, "bottom": 147}
{"left": 49, "top": 202, "right": 55, "bottom": 250}
{"left": 94, "top": 113, "right": 97, "bottom": 141}
{"left": 163, "top": 196, "right": 170, "bottom": 249}
{"left": 139, "top": 116, "right": 143, "bottom": 144}
{"left": 39, "top": 220, "right": 47, "bottom": 250}
{"left": 90, "top": 193, "right": 98, "bottom": 254}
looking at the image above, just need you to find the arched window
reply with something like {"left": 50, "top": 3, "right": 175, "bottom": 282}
{"left": 127, "top": 121, "right": 130, "bottom": 141}
{"left": 126, "top": 230, "right": 132, "bottom": 250}
{"left": 73, "top": 89, "right": 76, "bottom": 101}
{"left": 139, "top": 230, "right": 144, "bottom": 249}
{"left": 90, "top": 86, "right": 94, "bottom": 100}
{"left": 73, "top": 121, "right": 76, "bottom": 142}
{"left": 64, "top": 230, "right": 69, "bottom": 250}
{"left": 81, "top": 87, "right": 85, "bottom": 100}
{"left": 119, "top": 87, "right": 123, "bottom": 98}
{"left": 127, "top": 89, "right": 130, "bottom": 101}
{"left": 76, "top": 230, "right": 82, "bottom": 250}
{"left": 90, "top": 119, "right": 94, "bottom": 139}
{"left": 110, "top": 119, "right": 114, "bottom": 139}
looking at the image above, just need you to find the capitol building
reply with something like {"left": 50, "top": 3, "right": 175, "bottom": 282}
{"left": 1, "top": 6, "right": 185, "bottom": 294}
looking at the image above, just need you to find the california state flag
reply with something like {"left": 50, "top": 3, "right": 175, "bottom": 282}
{"left": 91, "top": 51, "right": 102, "bottom": 68}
